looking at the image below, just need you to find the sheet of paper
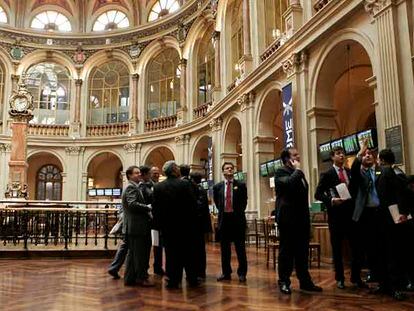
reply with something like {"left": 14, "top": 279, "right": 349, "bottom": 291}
{"left": 151, "top": 229, "right": 159, "bottom": 247}
{"left": 335, "top": 183, "right": 351, "bottom": 200}
{"left": 269, "top": 177, "right": 275, "bottom": 188}
{"left": 388, "top": 204, "right": 413, "bottom": 224}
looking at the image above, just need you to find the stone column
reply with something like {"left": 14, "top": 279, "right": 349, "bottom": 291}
{"left": 175, "top": 135, "right": 185, "bottom": 164}
{"left": 212, "top": 31, "right": 222, "bottom": 103}
{"left": 71, "top": 78, "right": 82, "bottom": 136}
{"left": 238, "top": 92, "right": 257, "bottom": 216}
{"left": 240, "top": 0, "right": 253, "bottom": 77}
{"left": 364, "top": 0, "right": 414, "bottom": 171}
{"left": 123, "top": 143, "right": 138, "bottom": 166}
{"left": 11, "top": 75, "right": 20, "bottom": 92}
{"left": 179, "top": 59, "right": 188, "bottom": 123}
{"left": 209, "top": 117, "right": 223, "bottom": 183}
{"left": 129, "top": 74, "right": 139, "bottom": 134}
{"left": 65, "top": 146, "right": 86, "bottom": 201}
{"left": 0, "top": 143, "right": 11, "bottom": 197}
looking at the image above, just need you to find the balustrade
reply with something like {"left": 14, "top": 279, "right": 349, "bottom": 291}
{"left": 28, "top": 124, "right": 69, "bottom": 136}
{"left": 313, "top": 0, "right": 331, "bottom": 12}
{"left": 86, "top": 123, "right": 129, "bottom": 136}
{"left": 144, "top": 115, "right": 177, "bottom": 131}
{"left": 193, "top": 103, "right": 210, "bottom": 119}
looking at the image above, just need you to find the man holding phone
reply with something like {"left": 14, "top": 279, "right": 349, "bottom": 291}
{"left": 274, "top": 148, "right": 322, "bottom": 295}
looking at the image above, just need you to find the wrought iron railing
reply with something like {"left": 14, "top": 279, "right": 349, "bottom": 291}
{"left": 0, "top": 200, "right": 121, "bottom": 251}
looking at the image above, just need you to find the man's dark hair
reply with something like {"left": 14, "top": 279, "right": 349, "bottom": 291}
{"left": 126, "top": 165, "right": 139, "bottom": 180}
{"left": 221, "top": 162, "right": 234, "bottom": 171}
{"left": 330, "top": 146, "right": 345, "bottom": 158}
{"left": 190, "top": 172, "right": 203, "bottom": 184}
{"left": 280, "top": 148, "right": 294, "bottom": 165}
{"left": 139, "top": 165, "right": 151, "bottom": 175}
{"left": 379, "top": 148, "right": 395, "bottom": 165}
{"left": 179, "top": 164, "right": 191, "bottom": 177}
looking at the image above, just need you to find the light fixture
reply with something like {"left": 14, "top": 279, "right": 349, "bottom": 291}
{"left": 150, "top": 84, "right": 154, "bottom": 93}
{"left": 170, "top": 80, "right": 174, "bottom": 89}
{"left": 234, "top": 64, "right": 240, "bottom": 71}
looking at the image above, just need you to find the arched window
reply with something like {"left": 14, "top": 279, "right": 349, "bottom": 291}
{"left": 25, "top": 63, "right": 71, "bottom": 125}
{"left": 197, "top": 29, "right": 215, "bottom": 106}
{"left": 88, "top": 61, "right": 130, "bottom": 125}
{"left": 92, "top": 10, "right": 130, "bottom": 31}
{"left": 0, "top": 6, "right": 7, "bottom": 23}
{"left": 30, "top": 11, "right": 72, "bottom": 32}
{"left": 231, "top": 1, "right": 243, "bottom": 79}
{"left": 36, "top": 165, "right": 62, "bottom": 200}
{"left": 147, "top": 48, "right": 180, "bottom": 119}
{"left": 148, "top": 0, "right": 180, "bottom": 22}
{"left": 264, "top": 0, "right": 288, "bottom": 47}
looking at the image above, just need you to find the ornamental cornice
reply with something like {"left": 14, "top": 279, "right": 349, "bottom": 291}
{"left": 175, "top": 134, "right": 191, "bottom": 144}
{"left": 364, "top": 0, "right": 393, "bottom": 17}
{"left": 65, "top": 146, "right": 85, "bottom": 155}
{"left": 282, "top": 50, "right": 308, "bottom": 77}
{"left": 123, "top": 143, "right": 138, "bottom": 153}
{"left": 209, "top": 116, "right": 223, "bottom": 132}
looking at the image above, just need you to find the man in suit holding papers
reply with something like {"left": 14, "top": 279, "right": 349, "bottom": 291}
{"left": 315, "top": 146, "right": 358, "bottom": 289}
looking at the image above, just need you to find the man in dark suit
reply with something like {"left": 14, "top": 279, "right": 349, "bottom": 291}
{"left": 122, "top": 166, "right": 154, "bottom": 287}
{"left": 275, "top": 148, "right": 322, "bottom": 295}
{"left": 351, "top": 142, "right": 407, "bottom": 300}
{"left": 213, "top": 162, "right": 248, "bottom": 283}
{"left": 315, "top": 146, "right": 358, "bottom": 289}
{"left": 152, "top": 161, "right": 199, "bottom": 288}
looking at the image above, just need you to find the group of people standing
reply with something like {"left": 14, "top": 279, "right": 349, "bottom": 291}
{"left": 107, "top": 161, "right": 248, "bottom": 289}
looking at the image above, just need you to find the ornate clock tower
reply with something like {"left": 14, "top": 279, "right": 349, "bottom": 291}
{"left": 4, "top": 79, "right": 34, "bottom": 199}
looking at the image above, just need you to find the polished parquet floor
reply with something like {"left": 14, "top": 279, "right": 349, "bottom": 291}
{"left": 1, "top": 244, "right": 413, "bottom": 311}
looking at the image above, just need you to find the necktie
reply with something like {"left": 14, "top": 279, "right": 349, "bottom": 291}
{"left": 225, "top": 181, "right": 233, "bottom": 213}
{"left": 366, "top": 169, "right": 380, "bottom": 207}
{"left": 338, "top": 167, "right": 346, "bottom": 184}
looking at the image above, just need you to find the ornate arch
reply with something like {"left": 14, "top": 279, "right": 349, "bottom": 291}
{"left": 86, "top": 5, "right": 135, "bottom": 32}
{"left": 141, "top": 143, "right": 176, "bottom": 166}
{"left": 84, "top": 149, "right": 125, "bottom": 173}
{"left": 25, "top": 4, "right": 76, "bottom": 31}
{"left": 27, "top": 150, "right": 66, "bottom": 172}
{"left": 221, "top": 112, "right": 242, "bottom": 147}
{"left": 190, "top": 133, "right": 211, "bottom": 164}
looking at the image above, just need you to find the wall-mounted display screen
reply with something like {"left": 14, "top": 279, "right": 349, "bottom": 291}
{"left": 274, "top": 159, "right": 283, "bottom": 170}
{"left": 343, "top": 134, "right": 359, "bottom": 155}
{"left": 112, "top": 188, "right": 121, "bottom": 196}
{"left": 266, "top": 161, "right": 276, "bottom": 176}
{"left": 331, "top": 139, "right": 344, "bottom": 149}
{"left": 96, "top": 189, "right": 105, "bottom": 196}
{"left": 104, "top": 189, "right": 113, "bottom": 196}
{"left": 319, "top": 142, "right": 332, "bottom": 162}
{"left": 357, "top": 129, "right": 377, "bottom": 149}
{"left": 260, "top": 163, "right": 269, "bottom": 177}
{"left": 88, "top": 189, "right": 97, "bottom": 197}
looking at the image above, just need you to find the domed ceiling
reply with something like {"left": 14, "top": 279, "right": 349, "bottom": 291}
{"left": 0, "top": 0, "right": 189, "bottom": 33}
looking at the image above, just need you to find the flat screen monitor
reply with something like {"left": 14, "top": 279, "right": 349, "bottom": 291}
{"left": 233, "top": 172, "right": 239, "bottom": 180}
{"left": 266, "top": 161, "right": 276, "bottom": 176}
{"left": 88, "top": 189, "right": 97, "bottom": 197}
{"left": 112, "top": 188, "right": 121, "bottom": 196}
{"left": 319, "top": 142, "right": 332, "bottom": 162}
{"left": 260, "top": 163, "right": 268, "bottom": 177}
{"left": 96, "top": 189, "right": 105, "bottom": 196}
{"left": 357, "top": 129, "right": 377, "bottom": 149}
{"left": 343, "top": 134, "right": 359, "bottom": 155}
{"left": 331, "top": 139, "right": 344, "bottom": 150}
{"left": 104, "top": 189, "right": 112, "bottom": 196}
{"left": 238, "top": 172, "right": 246, "bottom": 181}
{"left": 273, "top": 159, "right": 283, "bottom": 170}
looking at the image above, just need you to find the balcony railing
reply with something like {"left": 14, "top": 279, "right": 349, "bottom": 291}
{"left": 86, "top": 123, "right": 129, "bottom": 136}
{"left": 260, "top": 37, "right": 283, "bottom": 62}
{"left": 28, "top": 124, "right": 69, "bottom": 136}
{"left": 0, "top": 200, "right": 120, "bottom": 251}
{"left": 314, "top": 0, "right": 331, "bottom": 12}
{"left": 193, "top": 103, "right": 210, "bottom": 119}
{"left": 145, "top": 115, "right": 177, "bottom": 131}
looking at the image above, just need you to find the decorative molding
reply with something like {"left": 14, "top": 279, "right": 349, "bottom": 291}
{"left": 65, "top": 146, "right": 85, "bottom": 155}
{"left": 237, "top": 92, "right": 256, "bottom": 112}
{"left": 282, "top": 50, "right": 308, "bottom": 77}
{"left": 364, "top": 0, "right": 392, "bottom": 16}
{"left": 175, "top": 134, "right": 191, "bottom": 144}
{"left": 75, "top": 79, "right": 83, "bottom": 86}
{"left": 209, "top": 116, "right": 223, "bottom": 132}
{"left": 123, "top": 143, "right": 138, "bottom": 153}
{"left": 0, "top": 143, "right": 12, "bottom": 153}
{"left": 131, "top": 73, "right": 140, "bottom": 81}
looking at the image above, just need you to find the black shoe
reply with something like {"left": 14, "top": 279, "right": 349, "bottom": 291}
{"left": 336, "top": 281, "right": 345, "bottom": 289}
{"left": 238, "top": 275, "right": 247, "bottom": 283}
{"left": 108, "top": 269, "right": 120, "bottom": 280}
{"left": 217, "top": 274, "right": 231, "bottom": 282}
{"left": 188, "top": 280, "right": 201, "bottom": 288}
{"left": 279, "top": 283, "right": 292, "bottom": 295}
{"left": 391, "top": 290, "right": 406, "bottom": 301}
{"left": 154, "top": 269, "right": 165, "bottom": 276}
{"left": 369, "top": 285, "right": 386, "bottom": 295}
{"left": 365, "top": 274, "right": 377, "bottom": 283}
{"left": 300, "top": 283, "right": 323, "bottom": 292}
{"left": 166, "top": 282, "right": 179, "bottom": 289}
{"left": 124, "top": 281, "right": 137, "bottom": 286}
{"left": 352, "top": 280, "right": 368, "bottom": 289}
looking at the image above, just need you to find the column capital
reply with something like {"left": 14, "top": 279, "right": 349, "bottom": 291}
{"left": 209, "top": 116, "right": 223, "bottom": 132}
{"left": 131, "top": 73, "right": 140, "bottom": 81}
{"left": 11, "top": 74, "right": 20, "bottom": 83}
{"left": 364, "top": 0, "right": 393, "bottom": 17}
{"left": 212, "top": 30, "right": 220, "bottom": 42}
{"left": 238, "top": 92, "right": 256, "bottom": 112}
{"left": 75, "top": 78, "right": 83, "bottom": 86}
{"left": 282, "top": 50, "right": 308, "bottom": 78}
{"left": 179, "top": 58, "right": 188, "bottom": 67}
{"left": 0, "top": 143, "right": 12, "bottom": 153}
{"left": 175, "top": 134, "right": 191, "bottom": 145}
{"left": 65, "top": 146, "right": 85, "bottom": 155}
{"left": 123, "top": 143, "right": 137, "bottom": 153}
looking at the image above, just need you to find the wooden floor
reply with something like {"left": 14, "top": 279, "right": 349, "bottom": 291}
{"left": 1, "top": 244, "right": 413, "bottom": 311}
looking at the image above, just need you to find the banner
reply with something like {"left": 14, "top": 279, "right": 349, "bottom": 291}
{"left": 282, "top": 83, "right": 294, "bottom": 148}
{"left": 207, "top": 136, "right": 214, "bottom": 198}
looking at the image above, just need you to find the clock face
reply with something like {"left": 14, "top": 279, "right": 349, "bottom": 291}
{"left": 13, "top": 97, "right": 29, "bottom": 112}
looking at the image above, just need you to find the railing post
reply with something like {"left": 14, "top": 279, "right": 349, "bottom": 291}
{"left": 104, "top": 210, "right": 109, "bottom": 250}
{"left": 64, "top": 210, "right": 69, "bottom": 250}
